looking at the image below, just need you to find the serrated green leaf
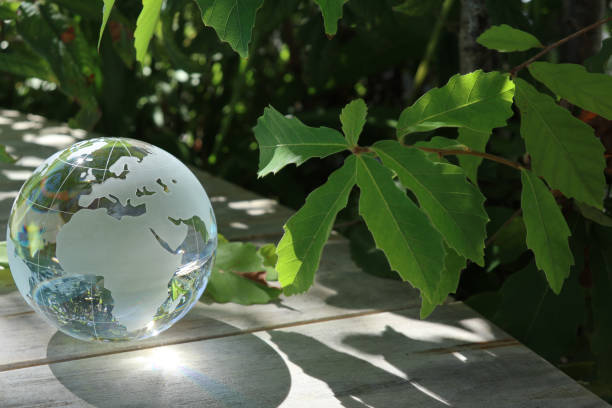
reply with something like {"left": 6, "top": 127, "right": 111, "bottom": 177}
{"left": 356, "top": 154, "right": 445, "bottom": 301}
{"left": 415, "top": 136, "right": 466, "bottom": 151}
{"left": 0, "top": 145, "right": 16, "bottom": 164}
{"left": 486, "top": 212, "right": 527, "bottom": 267}
{"left": 520, "top": 169, "right": 573, "bottom": 293}
{"left": 258, "top": 243, "right": 278, "bottom": 280}
{"left": 457, "top": 128, "right": 490, "bottom": 184}
{"left": 397, "top": 70, "right": 515, "bottom": 138}
{"left": 194, "top": 0, "right": 264, "bottom": 58}
{"left": 313, "top": 0, "right": 348, "bottom": 36}
{"left": 215, "top": 240, "right": 263, "bottom": 271}
{"left": 134, "top": 0, "right": 163, "bottom": 63}
{"left": 206, "top": 269, "right": 281, "bottom": 304}
{"left": 340, "top": 98, "right": 367, "bottom": 146}
{"left": 529, "top": 62, "right": 612, "bottom": 120}
{"left": 204, "top": 238, "right": 281, "bottom": 305}
{"left": 277, "top": 156, "right": 356, "bottom": 294}
{"left": 514, "top": 78, "right": 606, "bottom": 208}
{"left": 413, "top": 136, "right": 464, "bottom": 163}
{"left": 0, "top": 49, "right": 57, "bottom": 83}
{"left": 475, "top": 261, "right": 585, "bottom": 362}
{"left": 420, "top": 246, "right": 466, "bottom": 318}
{"left": 373, "top": 140, "right": 488, "bottom": 265}
{"left": 98, "top": 0, "right": 115, "bottom": 49}
{"left": 575, "top": 202, "right": 612, "bottom": 227}
{"left": 476, "top": 24, "right": 542, "bottom": 52}
{"left": 254, "top": 106, "right": 349, "bottom": 177}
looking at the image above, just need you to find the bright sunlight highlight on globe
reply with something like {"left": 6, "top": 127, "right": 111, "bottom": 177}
{"left": 6, "top": 137, "right": 217, "bottom": 342}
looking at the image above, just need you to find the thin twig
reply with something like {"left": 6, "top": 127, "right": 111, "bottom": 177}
{"left": 414, "top": 145, "right": 523, "bottom": 170}
{"left": 510, "top": 16, "right": 612, "bottom": 77}
{"left": 410, "top": 0, "right": 455, "bottom": 100}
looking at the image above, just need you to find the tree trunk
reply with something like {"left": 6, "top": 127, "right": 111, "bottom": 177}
{"left": 560, "top": 0, "right": 605, "bottom": 63}
{"left": 459, "top": 0, "right": 494, "bottom": 73}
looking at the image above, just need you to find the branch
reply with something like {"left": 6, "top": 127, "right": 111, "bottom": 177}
{"left": 410, "top": 0, "right": 455, "bottom": 100}
{"left": 510, "top": 16, "right": 612, "bottom": 77}
{"left": 414, "top": 145, "right": 523, "bottom": 170}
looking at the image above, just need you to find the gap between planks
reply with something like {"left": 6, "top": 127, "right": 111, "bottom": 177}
{"left": 0, "top": 302, "right": 516, "bottom": 374}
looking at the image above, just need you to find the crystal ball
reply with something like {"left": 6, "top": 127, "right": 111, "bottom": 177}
{"left": 6, "top": 137, "right": 217, "bottom": 342}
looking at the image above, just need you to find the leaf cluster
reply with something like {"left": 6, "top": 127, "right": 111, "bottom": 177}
{"left": 254, "top": 24, "right": 612, "bottom": 319}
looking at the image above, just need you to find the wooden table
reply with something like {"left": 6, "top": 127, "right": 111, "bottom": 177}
{"left": 0, "top": 110, "right": 608, "bottom": 407}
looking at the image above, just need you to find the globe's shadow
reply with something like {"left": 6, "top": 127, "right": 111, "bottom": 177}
{"left": 47, "top": 317, "right": 291, "bottom": 408}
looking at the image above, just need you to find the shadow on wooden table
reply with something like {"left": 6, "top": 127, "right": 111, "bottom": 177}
{"left": 267, "top": 308, "right": 504, "bottom": 408}
{"left": 46, "top": 320, "right": 291, "bottom": 408}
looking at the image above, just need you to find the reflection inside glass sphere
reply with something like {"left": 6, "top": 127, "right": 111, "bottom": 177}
{"left": 7, "top": 137, "right": 217, "bottom": 342}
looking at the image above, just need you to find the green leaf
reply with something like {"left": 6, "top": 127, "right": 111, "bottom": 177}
{"left": 258, "top": 243, "right": 278, "bottom": 280}
{"left": 0, "top": 241, "right": 14, "bottom": 289}
{"left": 194, "top": 0, "right": 264, "bottom": 58}
{"left": 575, "top": 202, "right": 612, "bottom": 227}
{"left": 277, "top": 156, "right": 356, "bottom": 294}
{"left": 397, "top": 70, "right": 515, "bottom": 138}
{"left": 373, "top": 140, "right": 488, "bottom": 265}
{"left": 253, "top": 106, "right": 349, "bottom": 177}
{"left": 413, "top": 136, "right": 464, "bottom": 163}
{"left": 0, "top": 145, "right": 16, "bottom": 164}
{"left": 585, "top": 38, "right": 612, "bottom": 74}
{"left": 340, "top": 98, "right": 367, "bottom": 146}
{"left": 206, "top": 269, "right": 281, "bottom": 305}
{"left": 0, "top": 49, "right": 57, "bottom": 83}
{"left": 215, "top": 240, "right": 263, "bottom": 271}
{"left": 204, "top": 237, "right": 281, "bottom": 305}
{"left": 486, "top": 212, "right": 527, "bottom": 267}
{"left": 420, "top": 246, "right": 466, "bottom": 318}
{"left": 476, "top": 24, "right": 542, "bottom": 52}
{"left": 0, "top": 241, "right": 9, "bottom": 268}
{"left": 520, "top": 169, "right": 573, "bottom": 293}
{"left": 356, "top": 154, "right": 445, "bottom": 301}
{"left": 528, "top": 62, "right": 612, "bottom": 121}
{"left": 98, "top": 0, "right": 115, "bottom": 49}
{"left": 513, "top": 78, "right": 606, "bottom": 208}
{"left": 473, "top": 261, "right": 585, "bottom": 362}
{"left": 457, "top": 128, "right": 490, "bottom": 184}
{"left": 313, "top": 0, "right": 348, "bottom": 36}
{"left": 134, "top": 0, "right": 163, "bottom": 63}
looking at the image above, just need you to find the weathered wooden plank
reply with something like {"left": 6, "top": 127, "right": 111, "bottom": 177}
{"left": 0, "top": 239, "right": 421, "bottom": 371}
{"left": 0, "top": 304, "right": 607, "bottom": 407}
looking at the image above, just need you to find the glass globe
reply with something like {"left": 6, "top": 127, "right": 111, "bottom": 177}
{"left": 6, "top": 137, "right": 217, "bottom": 342}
